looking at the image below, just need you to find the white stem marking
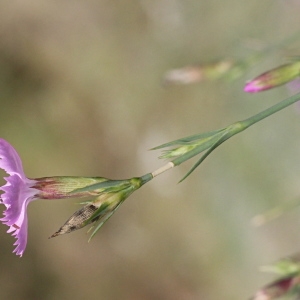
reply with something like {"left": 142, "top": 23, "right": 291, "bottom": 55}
{"left": 151, "top": 162, "right": 175, "bottom": 178}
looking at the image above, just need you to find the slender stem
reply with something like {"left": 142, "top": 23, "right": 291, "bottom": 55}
{"left": 242, "top": 92, "right": 300, "bottom": 128}
{"left": 140, "top": 173, "right": 153, "bottom": 185}
{"left": 140, "top": 162, "right": 175, "bottom": 185}
{"left": 151, "top": 162, "right": 175, "bottom": 178}
{"left": 159, "top": 92, "right": 300, "bottom": 170}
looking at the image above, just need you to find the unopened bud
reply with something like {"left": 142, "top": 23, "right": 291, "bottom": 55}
{"left": 244, "top": 61, "right": 300, "bottom": 93}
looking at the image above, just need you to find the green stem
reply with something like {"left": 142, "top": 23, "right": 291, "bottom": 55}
{"left": 140, "top": 173, "right": 153, "bottom": 185}
{"left": 171, "top": 92, "right": 300, "bottom": 168}
{"left": 242, "top": 92, "right": 300, "bottom": 128}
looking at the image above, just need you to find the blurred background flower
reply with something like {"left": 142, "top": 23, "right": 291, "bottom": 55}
{"left": 0, "top": 1, "right": 300, "bottom": 299}
{"left": 251, "top": 254, "right": 300, "bottom": 299}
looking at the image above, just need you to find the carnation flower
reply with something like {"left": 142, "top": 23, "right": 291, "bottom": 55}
{"left": 0, "top": 138, "right": 151, "bottom": 256}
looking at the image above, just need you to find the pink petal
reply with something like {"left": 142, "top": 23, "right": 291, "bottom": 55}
{"left": 0, "top": 175, "right": 37, "bottom": 256}
{"left": 0, "top": 174, "right": 37, "bottom": 225}
{"left": 0, "top": 139, "right": 38, "bottom": 256}
{"left": 244, "top": 80, "right": 268, "bottom": 93}
{"left": 0, "top": 138, "right": 26, "bottom": 179}
{"left": 10, "top": 215, "right": 28, "bottom": 257}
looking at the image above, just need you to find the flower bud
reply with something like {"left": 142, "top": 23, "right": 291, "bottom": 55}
{"left": 244, "top": 61, "right": 300, "bottom": 93}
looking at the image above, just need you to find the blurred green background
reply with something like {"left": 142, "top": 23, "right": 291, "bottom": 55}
{"left": 0, "top": 1, "right": 300, "bottom": 299}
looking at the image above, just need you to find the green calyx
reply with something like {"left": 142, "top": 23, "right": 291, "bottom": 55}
{"left": 49, "top": 176, "right": 146, "bottom": 240}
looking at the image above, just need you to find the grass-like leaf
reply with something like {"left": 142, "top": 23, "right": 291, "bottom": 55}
{"left": 151, "top": 128, "right": 225, "bottom": 150}
{"left": 87, "top": 201, "right": 124, "bottom": 241}
{"left": 179, "top": 131, "right": 231, "bottom": 182}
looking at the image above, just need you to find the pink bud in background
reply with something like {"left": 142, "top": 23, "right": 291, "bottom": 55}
{"left": 244, "top": 61, "right": 300, "bottom": 93}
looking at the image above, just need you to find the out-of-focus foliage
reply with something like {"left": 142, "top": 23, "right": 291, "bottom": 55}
{"left": 1, "top": 1, "right": 300, "bottom": 299}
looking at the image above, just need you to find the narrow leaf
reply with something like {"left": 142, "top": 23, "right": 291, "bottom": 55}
{"left": 151, "top": 128, "right": 225, "bottom": 150}
{"left": 179, "top": 132, "right": 230, "bottom": 182}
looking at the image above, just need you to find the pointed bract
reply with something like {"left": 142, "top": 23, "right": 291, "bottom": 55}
{"left": 50, "top": 178, "right": 144, "bottom": 240}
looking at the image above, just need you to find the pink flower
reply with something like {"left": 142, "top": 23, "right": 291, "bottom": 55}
{"left": 0, "top": 138, "right": 148, "bottom": 257}
{"left": 0, "top": 135, "right": 153, "bottom": 258}
{"left": 0, "top": 139, "right": 39, "bottom": 256}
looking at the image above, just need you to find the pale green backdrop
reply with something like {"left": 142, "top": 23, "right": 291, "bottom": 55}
{"left": 0, "top": 1, "right": 299, "bottom": 299}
